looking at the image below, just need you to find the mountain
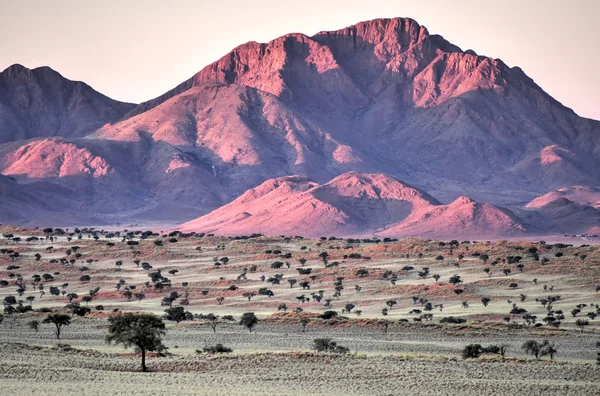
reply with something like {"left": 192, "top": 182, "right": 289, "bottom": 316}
{"left": 0, "top": 64, "right": 134, "bottom": 143}
{"left": 527, "top": 197, "right": 600, "bottom": 234}
{"left": 526, "top": 186, "right": 600, "bottom": 209}
{"left": 0, "top": 17, "right": 599, "bottom": 235}
{"left": 378, "top": 196, "right": 529, "bottom": 239}
{"left": 92, "top": 17, "right": 600, "bottom": 205}
{"left": 179, "top": 172, "right": 529, "bottom": 238}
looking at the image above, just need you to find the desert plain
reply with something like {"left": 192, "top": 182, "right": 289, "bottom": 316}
{"left": 0, "top": 226, "right": 598, "bottom": 395}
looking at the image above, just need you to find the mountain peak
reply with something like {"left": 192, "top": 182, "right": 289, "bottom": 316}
{"left": 1, "top": 64, "right": 64, "bottom": 81}
{"left": 0, "top": 63, "right": 135, "bottom": 143}
{"left": 2, "top": 63, "right": 28, "bottom": 73}
{"left": 314, "top": 16, "right": 429, "bottom": 44}
{"left": 452, "top": 196, "right": 476, "bottom": 205}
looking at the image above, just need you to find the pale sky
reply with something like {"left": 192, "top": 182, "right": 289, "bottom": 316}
{"left": 1, "top": 0, "right": 598, "bottom": 120}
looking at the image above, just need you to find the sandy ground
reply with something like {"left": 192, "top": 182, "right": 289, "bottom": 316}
{"left": 0, "top": 341, "right": 598, "bottom": 396}
{"left": 1, "top": 230, "right": 599, "bottom": 394}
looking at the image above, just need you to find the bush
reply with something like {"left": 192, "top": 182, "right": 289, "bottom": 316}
{"left": 313, "top": 338, "right": 348, "bottom": 353}
{"left": 319, "top": 310, "right": 339, "bottom": 320}
{"left": 462, "top": 344, "right": 483, "bottom": 359}
{"left": 201, "top": 344, "right": 233, "bottom": 354}
{"left": 440, "top": 316, "right": 466, "bottom": 324}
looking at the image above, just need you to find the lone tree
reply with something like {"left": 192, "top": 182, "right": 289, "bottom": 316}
{"left": 300, "top": 317, "right": 310, "bottom": 332}
{"left": 43, "top": 314, "right": 71, "bottom": 340}
{"left": 240, "top": 312, "right": 258, "bottom": 333}
{"left": 575, "top": 319, "right": 590, "bottom": 333}
{"left": 105, "top": 313, "right": 167, "bottom": 372}
{"left": 205, "top": 313, "right": 220, "bottom": 332}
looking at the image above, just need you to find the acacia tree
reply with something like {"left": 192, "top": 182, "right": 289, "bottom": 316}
{"left": 575, "top": 319, "right": 590, "bottom": 333}
{"left": 28, "top": 319, "right": 40, "bottom": 332}
{"left": 300, "top": 317, "right": 310, "bottom": 333}
{"left": 105, "top": 313, "right": 166, "bottom": 372}
{"left": 205, "top": 313, "right": 220, "bottom": 332}
{"left": 522, "top": 340, "right": 557, "bottom": 360}
{"left": 240, "top": 312, "right": 258, "bottom": 333}
{"left": 163, "top": 307, "right": 193, "bottom": 323}
{"left": 43, "top": 314, "right": 71, "bottom": 340}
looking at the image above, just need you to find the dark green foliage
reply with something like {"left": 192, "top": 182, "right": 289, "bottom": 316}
{"left": 201, "top": 344, "right": 233, "bottom": 354}
{"left": 440, "top": 316, "right": 466, "bottom": 324}
{"left": 522, "top": 340, "right": 557, "bottom": 360}
{"left": 319, "top": 310, "right": 338, "bottom": 320}
{"left": 105, "top": 313, "right": 167, "bottom": 372}
{"left": 462, "top": 344, "right": 483, "bottom": 359}
{"left": 313, "top": 338, "right": 348, "bottom": 353}
{"left": 164, "top": 307, "right": 193, "bottom": 323}
{"left": 43, "top": 314, "right": 71, "bottom": 339}
{"left": 240, "top": 312, "right": 258, "bottom": 333}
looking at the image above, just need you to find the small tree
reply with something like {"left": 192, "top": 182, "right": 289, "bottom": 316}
{"left": 576, "top": 319, "right": 590, "bottom": 333}
{"left": 243, "top": 292, "right": 256, "bottom": 301}
{"left": 377, "top": 319, "right": 390, "bottom": 334}
{"left": 240, "top": 312, "right": 258, "bottom": 333}
{"left": 43, "top": 314, "right": 71, "bottom": 340}
{"left": 105, "top": 313, "right": 166, "bottom": 372}
{"left": 205, "top": 313, "right": 220, "bottom": 332}
{"left": 28, "top": 319, "right": 40, "bottom": 332}
{"left": 522, "top": 340, "right": 557, "bottom": 360}
{"left": 522, "top": 340, "right": 543, "bottom": 360}
{"left": 300, "top": 317, "right": 310, "bottom": 332}
{"left": 163, "top": 307, "right": 193, "bottom": 323}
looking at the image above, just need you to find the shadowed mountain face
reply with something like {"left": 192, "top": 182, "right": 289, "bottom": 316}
{"left": 0, "top": 64, "right": 134, "bottom": 143}
{"left": 0, "top": 17, "right": 598, "bottom": 235}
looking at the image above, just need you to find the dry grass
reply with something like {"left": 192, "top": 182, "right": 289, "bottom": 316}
{"left": 0, "top": 230, "right": 599, "bottom": 394}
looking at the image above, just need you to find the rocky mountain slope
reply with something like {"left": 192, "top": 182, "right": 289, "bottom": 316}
{"left": 0, "top": 17, "right": 598, "bottom": 235}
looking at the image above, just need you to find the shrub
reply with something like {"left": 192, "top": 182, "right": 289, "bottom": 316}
{"left": 319, "top": 310, "right": 338, "bottom": 320}
{"left": 201, "top": 344, "right": 233, "bottom": 354}
{"left": 313, "top": 338, "right": 348, "bottom": 354}
{"left": 313, "top": 338, "right": 333, "bottom": 352}
{"left": 462, "top": 344, "right": 483, "bottom": 359}
{"left": 440, "top": 316, "right": 466, "bottom": 324}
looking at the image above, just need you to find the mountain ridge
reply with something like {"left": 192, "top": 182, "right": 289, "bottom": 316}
{"left": 0, "top": 16, "right": 598, "bottom": 236}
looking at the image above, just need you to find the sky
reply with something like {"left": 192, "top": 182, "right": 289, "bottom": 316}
{"left": 1, "top": 0, "right": 598, "bottom": 120}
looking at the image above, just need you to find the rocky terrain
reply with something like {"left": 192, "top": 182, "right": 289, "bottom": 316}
{"left": 0, "top": 17, "right": 598, "bottom": 237}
